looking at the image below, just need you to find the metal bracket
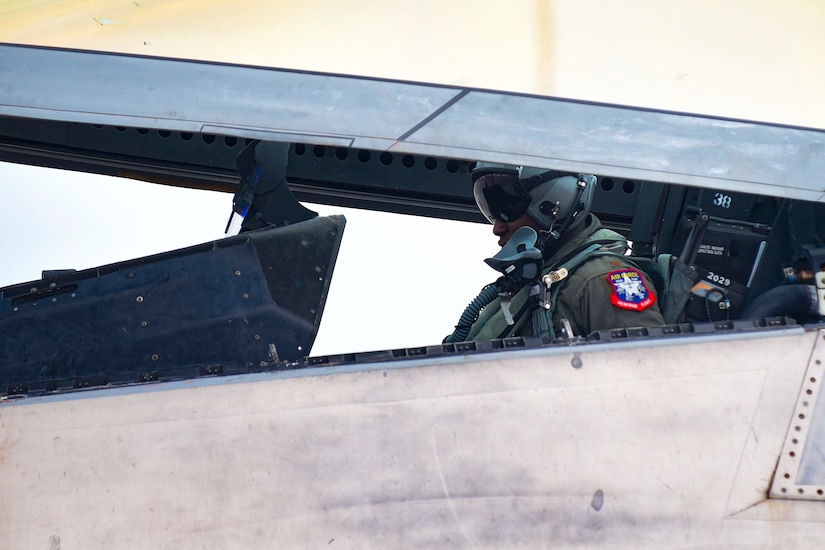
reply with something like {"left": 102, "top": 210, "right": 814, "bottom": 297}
{"left": 230, "top": 141, "right": 318, "bottom": 233}
{"left": 770, "top": 330, "right": 825, "bottom": 500}
{"left": 536, "top": 268, "right": 569, "bottom": 310}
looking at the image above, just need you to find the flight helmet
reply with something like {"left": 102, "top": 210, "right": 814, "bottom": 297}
{"left": 471, "top": 162, "right": 596, "bottom": 237}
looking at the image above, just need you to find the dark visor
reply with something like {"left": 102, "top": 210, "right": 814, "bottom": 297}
{"left": 472, "top": 173, "right": 532, "bottom": 223}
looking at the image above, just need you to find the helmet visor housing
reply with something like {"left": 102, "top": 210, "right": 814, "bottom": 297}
{"left": 472, "top": 173, "right": 532, "bottom": 223}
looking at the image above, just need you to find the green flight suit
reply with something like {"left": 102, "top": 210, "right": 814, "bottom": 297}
{"left": 465, "top": 215, "right": 665, "bottom": 341}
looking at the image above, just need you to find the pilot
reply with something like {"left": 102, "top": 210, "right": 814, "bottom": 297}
{"left": 444, "top": 163, "right": 664, "bottom": 342}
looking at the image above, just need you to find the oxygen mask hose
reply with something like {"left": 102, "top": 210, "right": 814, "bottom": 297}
{"left": 443, "top": 283, "right": 501, "bottom": 343}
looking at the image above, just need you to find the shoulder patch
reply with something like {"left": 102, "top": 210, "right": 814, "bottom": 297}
{"left": 606, "top": 269, "right": 656, "bottom": 311}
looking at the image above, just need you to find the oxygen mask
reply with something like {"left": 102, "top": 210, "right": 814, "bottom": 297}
{"left": 484, "top": 226, "right": 544, "bottom": 325}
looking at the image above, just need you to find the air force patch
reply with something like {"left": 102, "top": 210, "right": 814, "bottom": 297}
{"left": 606, "top": 269, "right": 655, "bottom": 311}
